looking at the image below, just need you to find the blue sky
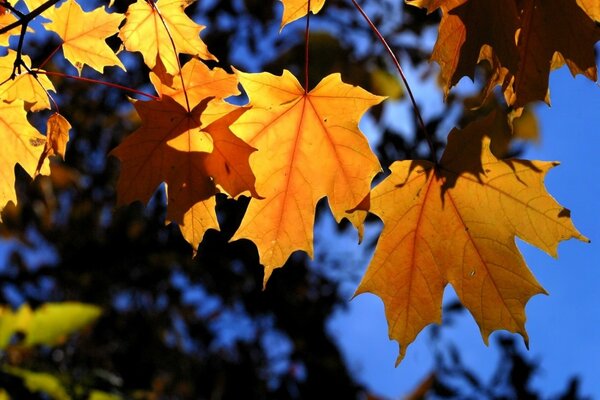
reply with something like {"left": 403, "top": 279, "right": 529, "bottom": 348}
{"left": 327, "top": 68, "right": 600, "bottom": 398}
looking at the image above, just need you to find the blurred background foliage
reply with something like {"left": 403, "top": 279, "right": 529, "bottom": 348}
{"left": 0, "top": 0, "right": 585, "bottom": 399}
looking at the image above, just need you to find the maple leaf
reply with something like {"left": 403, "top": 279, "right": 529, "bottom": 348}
{"left": 167, "top": 108, "right": 259, "bottom": 250}
{"left": 423, "top": 0, "right": 600, "bottom": 106}
{"left": 150, "top": 58, "right": 239, "bottom": 127}
{"left": 35, "top": 113, "right": 71, "bottom": 175}
{"left": 0, "top": 50, "right": 55, "bottom": 111}
{"left": 0, "top": 100, "right": 50, "bottom": 211}
{"left": 356, "top": 111, "right": 589, "bottom": 364}
{"left": 110, "top": 96, "right": 257, "bottom": 251}
{"left": 280, "top": 0, "right": 326, "bottom": 29}
{"left": 431, "top": 0, "right": 519, "bottom": 98}
{"left": 110, "top": 96, "right": 213, "bottom": 207}
{"left": 230, "top": 70, "right": 383, "bottom": 284}
{"left": 504, "top": 0, "right": 600, "bottom": 107}
{"left": 119, "top": 0, "right": 216, "bottom": 76}
{"left": 43, "top": 0, "right": 124, "bottom": 75}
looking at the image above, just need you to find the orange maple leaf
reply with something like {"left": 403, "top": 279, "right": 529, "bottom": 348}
{"left": 0, "top": 100, "right": 50, "bottom": 212}
{"left": 0, "top": 50, "right": 56, "bottom": 111}
{"left": 35, "top": 113, "right": 71, "bottom": 175}
{"left": 111, "top": 97, "right": 256, "bottom": 251}
{"left": 110, "top": 96, "right": 213, "bottom": 207}
{"left": 230, "top": 70, "right": 383, "bottom": 284}
{"left": 356, "top": 111, "right": 589, "bottom": 364}
{"left": 119, "top": 0, "right": 216, "bottom": 76}
{"left": 43, "top": 0, "right": 124, "bottom": 75}
{"left": 167, "top": 108, "right": 259, "bottom": 250}
{"left": 280, "top": 0, "right": 326, "bottom": 29}
{"left": 150, "top": 58, "right": 239, "bottom": 127}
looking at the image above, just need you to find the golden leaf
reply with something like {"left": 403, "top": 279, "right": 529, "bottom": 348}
{"left": 0, "top": 50, "right": 55, "bottom": 111}
{"left": 280, "top": 0, "right": 326, "bottom": 29}
{"left": 119, "top": 0, "right": 216, "bottom": 75}
{"left": 43, "top": 0, "right": 125, "bottom": 74}
{"left": 230, "top": 70, "right": 383, "bottom": 284}
{"left": 357, "top": 112, "right": 588, "bottom": 364}
{"left": 0, "top": 100, "right": 49, "bottom": 212}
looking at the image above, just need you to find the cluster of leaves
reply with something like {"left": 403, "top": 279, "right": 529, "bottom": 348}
{"left": 0, "top": 0, "right": 595, "bottom": 374}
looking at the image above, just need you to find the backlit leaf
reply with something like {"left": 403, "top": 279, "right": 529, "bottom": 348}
{"left": 280, "top": 0, "right": 326, "bottom": 30}
{"left": 43, "top": 0, "right": 125, "bottom": 74}
{"left": 356, "top": 112, "right": 588, "bottom": 363}
{"left": 230, "top": 70, "right": 383, "bottom": 284}
{"left": 0, "top": 100, "right": 49, "bottom": 212}
{"left": 150, "top": 58, "right": 239, "bottom": 126}
{"left": 35, "top": 113, "right": 71, "bottom": 175}
{"left": 119, "top": 0, "right": 216, "bottom": 75}
{"left": 0, "top": 50, "right": 55, "bottom": 111}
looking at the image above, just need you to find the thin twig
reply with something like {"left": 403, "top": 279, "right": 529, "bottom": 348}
{"left": 0, "top": 0, "right": 59, "bottom": 34}
{"left": 350, "top": 0, "right": 437, "bottom": 164}
{"left": 36, "top": 70, "right": 159, "bottom": 100}
{"left": 0, "top": 0, "right": 61, "bottom": 80}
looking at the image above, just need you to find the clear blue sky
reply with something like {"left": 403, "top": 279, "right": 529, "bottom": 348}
{"left": 327, "top": 68, "right": 600, "bottom": 398}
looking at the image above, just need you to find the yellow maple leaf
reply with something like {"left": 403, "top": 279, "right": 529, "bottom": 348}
{"left": 150, "top": 58, "right": 239, "bottom": 126}
{"left": 356, "top": 111, "right": 589, "bottom": 364}
{"left": 230, "top": 70, "right": 383, "bottom": 284}
{"left": 119, "top": 0, "right": 216, "bottom": 76}
{"left": 0, "top": 100, "right": 50, "bottom": 211}
{"left": 0, "top": 50, "right": 56, "bottom": 111}
{"left": 43, "top": 0, "right": 124, "bottom": 75}
{"left": 0, "top": 13, "right": 21, "bottom": 46}
{"left": 280, "top": 0, "right": 326, "bottom": 29}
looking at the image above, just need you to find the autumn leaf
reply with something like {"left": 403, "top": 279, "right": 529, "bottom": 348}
{"left": 280, "top": 0, "right": 326, "bottom": 29}
{"left": 167, "top": 108, "right": 259, "bottom": 250}
{"left": 505, "top": 0, "right": 600, "bottom": 107}
{"left": 431, "top": 0, "right": 519, "bottom": 98}
{"left": 43, "top": 0, "right": 124, "bottom": 74}
{"left": 150, "top": 58, "right": 239, "bottom": 126}
{"left": 119, "top": 0, "right": 216, "bottom": 76}
{"left": 230, "top": 70, "right": 383, "bottom": 284}
{"left": 0, "top": 50, "right": 55, "bottom": 111}
{"left": 356, "top": 111, "right": 588, "bottom": 364}
{"left": 421, "top": 0, "right": 600, "bottom": 106}
{"left": 35, "top": 113, "right": 71, "bottom": 175}
{"left": 110, "top": 96, "right": 257, "bottom": 251}
{"left": 110, "top": 96, "right": 213, "bottom": 207}
{"left": 0, "top": 100, "right": 49, "bottom": 213}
